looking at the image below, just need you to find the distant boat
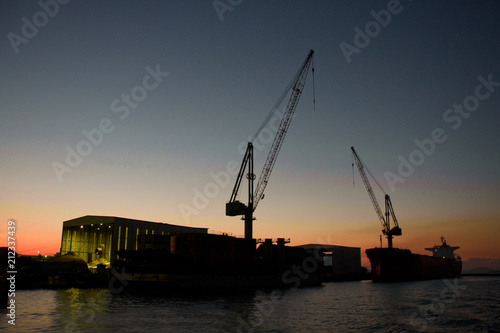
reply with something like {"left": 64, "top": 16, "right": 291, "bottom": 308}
{"left": 366, "top": 237, "right": 462, "bottom": 282}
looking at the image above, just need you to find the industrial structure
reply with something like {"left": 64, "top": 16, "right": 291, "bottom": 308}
{"left": 296, "top": 244, "right": 362, "bottom": 280}
{"left": 351, "top": 147, "right": 402, "bottom": 248}
{"left": 59, "top": 216, "right": 207, "bottom": 265}
{"left": 52, "top": 50, "right": 365, "bottom": 288}
{"left": 114, "top": 234, "right": 323, "bottom": 289}
{"left": 226, "top": 50, "right": 315, "bottom": 239}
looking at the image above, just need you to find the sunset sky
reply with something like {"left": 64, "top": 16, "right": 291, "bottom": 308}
{"left": 1, "top": 1, "right": 499, "bottom": 269}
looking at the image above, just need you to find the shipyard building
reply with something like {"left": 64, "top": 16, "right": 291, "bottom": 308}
{"left": 59, "top": 216, "right": 207, "bottom": 265}
{"left": 297, "top": 244, "right": 362, "bottom": 280}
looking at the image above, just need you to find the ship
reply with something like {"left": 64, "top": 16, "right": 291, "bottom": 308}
{"left": 112, "top": 233, "right": 322, "bottom": 291}
{"left": 350, "top": 148, "right": 462, "bottom": 282}
{"left": 366, "top": 237, "right": 462, "bottom": 282}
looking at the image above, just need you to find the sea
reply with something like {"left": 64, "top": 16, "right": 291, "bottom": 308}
{"left": 1, "top": 276, "right": 499, "bottom": 332}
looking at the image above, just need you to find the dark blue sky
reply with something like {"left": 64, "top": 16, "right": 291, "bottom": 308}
{"left": 1, "top": 1, "right": 499, "bottom": 258}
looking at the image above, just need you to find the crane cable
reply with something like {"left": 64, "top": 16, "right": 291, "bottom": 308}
{"left": 251, "top": 53, "right": 314, "bottom": 142}
{"left": 250, "top": 69, "right": 298, "bottom": 143}
{"left": 312, "top": 56, "right": 316, "bottom": 111}
{"left": 352, "top": 153, "right": 355, "bottom": 188}
{"left": 358, "top": 153, "right": 387, "bottom": 196}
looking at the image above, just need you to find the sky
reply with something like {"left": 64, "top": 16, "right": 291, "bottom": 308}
{"left": 1, "top": 0, "right": 500, "bottom": 269}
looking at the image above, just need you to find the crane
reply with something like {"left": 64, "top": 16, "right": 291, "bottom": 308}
{"left": 351, "top": 146, "right": 402, "bottom": 248}
{"left": 226, "top": 50, "right": 315, "bottom": 239}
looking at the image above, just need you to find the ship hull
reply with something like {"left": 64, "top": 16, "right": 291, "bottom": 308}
{"left": 112, "top": 233, "right": 322, "bottom": 290}
{"left": 366, "top": 248, "right": 462, "bottom": 282}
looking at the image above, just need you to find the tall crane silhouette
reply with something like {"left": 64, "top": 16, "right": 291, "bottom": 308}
{"left": 226, "top": 50, "right": 315, "bottom": 239}
{"left": 351, "top": 146, "right": 402, "bottom": 248}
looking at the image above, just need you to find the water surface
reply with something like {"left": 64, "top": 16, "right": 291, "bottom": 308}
{"left": 2, "top": 276, "right": 499, "bottom": 332}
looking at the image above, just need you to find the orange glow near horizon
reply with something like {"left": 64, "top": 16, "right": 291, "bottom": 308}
{"left": 3, "top": 171, "right": 499, "bottom": 269}
{"left": 4, "top": 212, "right": 499, "bottom": 270}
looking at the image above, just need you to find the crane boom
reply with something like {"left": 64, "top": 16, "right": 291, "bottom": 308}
{"left": 351, "top": 147, "right": 385, "bottom": 225}
{"left": 351, "top": 146, "right": 402, "bottom": 248}
{"left": 254, "top": 49, "right": 314, "bottom": 209}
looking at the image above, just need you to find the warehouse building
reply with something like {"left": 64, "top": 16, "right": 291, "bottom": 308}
{"left": 59, "top": 215, "right": 207, "bottom": 265}
{"left": 296, "top": 244, "right": 362, "bottom": 280}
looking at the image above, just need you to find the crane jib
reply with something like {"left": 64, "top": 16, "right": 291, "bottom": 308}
{"left": 351, "top": 146, "right": 402, "bottom": 248}
{"left": 253, "top": 50, "right": 314, "bottom": 210}
{"left": 226, "top": 50, "right": 314, "bottom": 239}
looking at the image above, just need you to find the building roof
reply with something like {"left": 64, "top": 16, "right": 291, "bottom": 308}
{"left": 62, "top": 215, "right": 207, "bottom": 231}
{"left": 295, "top": 244, "right": 361, "bottom": 251}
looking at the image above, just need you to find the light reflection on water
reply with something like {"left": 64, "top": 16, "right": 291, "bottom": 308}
{"left": 1, "top": 277, "right": 499, "bottom": 332}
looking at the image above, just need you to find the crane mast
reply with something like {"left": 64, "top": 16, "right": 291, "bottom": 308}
{"left": 351, "top": 146, "right": 402, "bottom": 248}
{"left": 226, "top": 50, "right": 314, "bottom": 239}
{"left": 226, "top": 142, "right": 255, "bottom": 239}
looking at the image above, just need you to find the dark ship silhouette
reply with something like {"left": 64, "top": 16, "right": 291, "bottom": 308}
{"left": 366, "top": 237, "right": 462, "bottom": 282}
